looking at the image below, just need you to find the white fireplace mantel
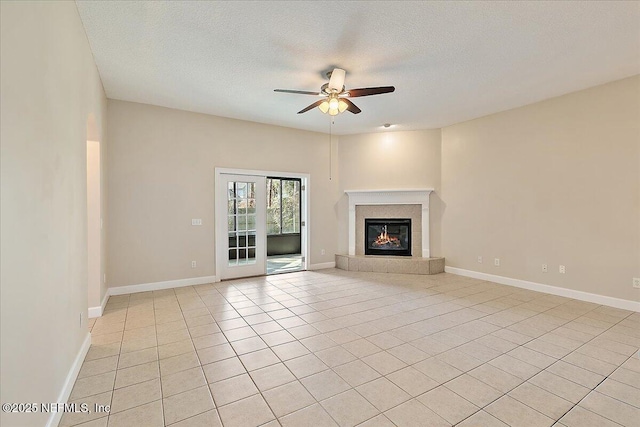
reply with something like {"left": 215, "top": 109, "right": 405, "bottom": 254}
{"left": 345, "top": 189, "right": 434, "bottom": 258}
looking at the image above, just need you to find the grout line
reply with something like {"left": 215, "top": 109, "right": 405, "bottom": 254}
{"left": 152, "top": 291, "right": 167, "bottom": 427}
{"left": 106, "top": 294, "right": 128, "bottom": 425}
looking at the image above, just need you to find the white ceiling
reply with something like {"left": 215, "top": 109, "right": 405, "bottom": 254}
{"left": 76, "top": 1, "right": 640, "bottom": 135}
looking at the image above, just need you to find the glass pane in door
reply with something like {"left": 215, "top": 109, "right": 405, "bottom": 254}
{"left": 282, "top": 180, "right": 300, "bottom": 233}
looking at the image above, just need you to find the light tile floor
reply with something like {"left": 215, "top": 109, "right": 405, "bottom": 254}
{"left": 71, "top": 269, "right": 640, "bottom": 427}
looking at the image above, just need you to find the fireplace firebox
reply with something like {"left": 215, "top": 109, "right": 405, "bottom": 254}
{"left": 364, "top": 218, "right": 411, "bottom": 256}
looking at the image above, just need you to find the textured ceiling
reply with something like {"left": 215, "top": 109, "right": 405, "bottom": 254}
{"left": 76, "top": 1, "right": 640, "bottom": 135}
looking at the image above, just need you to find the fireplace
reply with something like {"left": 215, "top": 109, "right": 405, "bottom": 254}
{"left": 365, "top": 218, "right": 411, "bottom": 256}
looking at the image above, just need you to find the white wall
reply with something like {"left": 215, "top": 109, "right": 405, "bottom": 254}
{"left": 0, "top": 2, "right": 108, "bottom": 426}
{"left": 441, "top": 76, "right": 640, "bottom": 303}
{"left": 106, "top": 100, "right": 340, "bottom": 288}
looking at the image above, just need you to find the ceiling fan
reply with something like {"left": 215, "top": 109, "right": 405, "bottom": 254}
{"left": 274, "top": 68, "right": 395, "bottom": 116}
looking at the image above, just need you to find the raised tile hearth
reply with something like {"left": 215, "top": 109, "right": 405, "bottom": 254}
{"left": 335, "top": 254, "right": 445, "bottom": 275}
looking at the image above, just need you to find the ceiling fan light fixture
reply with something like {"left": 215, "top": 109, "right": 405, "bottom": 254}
{"left": 322, "top": 95, "right": 343, "bottom": 116}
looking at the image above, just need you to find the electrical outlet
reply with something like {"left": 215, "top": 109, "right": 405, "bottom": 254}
{"left": 559, "top": 265, "right": 566, "bottom": 274}
{"left": 494, "top": 258, "right": 500, "bottom": 267}
{"left": 633, "top": 278, "right": 640, "bottom": 289}
{"left": 477, "top": 256, "right": 483, "bottom": 263}
{"left": 191, "top": 261, "right": 197, "bottom": 268}
{"left": 542, "top": 264, "right": 548, "bottom": 273}
{"left": 321, "top": 249, "right": 325, "bottom": 255}
{"left": 191, "top": 219, "right": 202, "bottom": 226}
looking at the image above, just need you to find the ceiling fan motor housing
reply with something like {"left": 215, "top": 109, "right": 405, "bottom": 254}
{"left": 321, "top": 83, "right": 345, "bottom": 95}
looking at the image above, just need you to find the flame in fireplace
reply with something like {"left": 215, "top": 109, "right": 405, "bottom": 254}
{"left": 372, "top": 225, "right": 401, "bottom": 248}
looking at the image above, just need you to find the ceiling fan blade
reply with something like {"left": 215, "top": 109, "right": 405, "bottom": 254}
{"left": 328, "top": 68, "right": 346, "bottom": 91}
{"left": 345, "top": 86, "right": 395, "bottom": 97}
{"left": 297, "top": 99, "right": 325, "bottom": 114}
{"left": 342, "top": 99, "right": 361, "bottom": 114}
{"left": 274, "top": 89, "right": 321, "bottom": 96}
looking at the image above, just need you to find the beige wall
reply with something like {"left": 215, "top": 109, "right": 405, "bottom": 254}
{"left": 0, "top": 2, "right": 108, "bottom": 426}
{"left": 107, "top": 100, "right": 340, "bottom": 287}
{"left": 441, "top": 76, "right": 640, "bottom": 302}
{"left": 337, "top": 130, "right": 443, "bottom": 256}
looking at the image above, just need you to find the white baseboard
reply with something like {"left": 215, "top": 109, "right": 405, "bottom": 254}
{"left": 46, "top": 332, "right": 91, "bottom": 427}
{"left": 108, "top": 275, "right": 219, "bottom": 296}
{"left": 309, "top": 262, "right": 336, "bottom": 270}
{"left": 445, "top": 266, "right": 640, "bottom": 312}
{"left": 88, "top": 291, "right": 109, "bottom": 318}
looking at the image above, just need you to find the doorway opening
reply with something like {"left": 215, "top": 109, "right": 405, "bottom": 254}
{"left": 266, "top": 177, "right": 302, "bottom": 275}
{"left": 87, "top": 140, "right": 102, "bottom": 313}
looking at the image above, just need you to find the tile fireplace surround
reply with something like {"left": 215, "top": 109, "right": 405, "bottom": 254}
{"left": 338, "top": 189, "right": 445, "bottom": 275}
{"left": 359, "top": 206, "right": 420, "bottom": 256}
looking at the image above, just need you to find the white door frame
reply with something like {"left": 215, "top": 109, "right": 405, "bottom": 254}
{"left": 215, "top": 167, "right": 310, "bottom": 280}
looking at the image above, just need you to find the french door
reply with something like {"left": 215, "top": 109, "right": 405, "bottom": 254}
{"left": 216, "top": 174, "right": 266, "bottom": 280}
